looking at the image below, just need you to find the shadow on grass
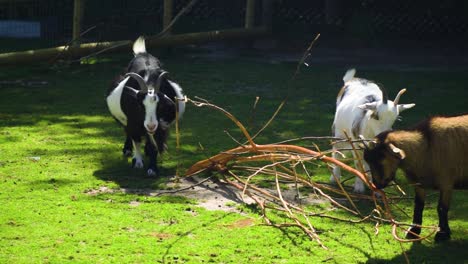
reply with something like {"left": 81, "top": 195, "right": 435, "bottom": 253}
{"left": 366, "top": 239, "right": 468, "bottom": 264}
{"left": 319, "top": 224, "right": 376, "bottom": 260}
{"left": 159, "top": 212, "right": 233, "bottom": 263}
{"left": 29, "top": 178, "right": 82, "bottom": 189}
{"left": 92, "top": 154, "right": 177, "bottom": 189}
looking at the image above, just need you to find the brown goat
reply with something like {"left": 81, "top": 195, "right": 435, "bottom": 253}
{"left": 363, "top": 114, "right": 468, "bottom": 242}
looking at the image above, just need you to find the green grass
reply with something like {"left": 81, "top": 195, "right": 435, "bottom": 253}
{"left": 0, "top": 51, "right": 467, "bottom": 263}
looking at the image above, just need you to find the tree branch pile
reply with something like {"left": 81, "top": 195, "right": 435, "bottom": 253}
{"left": 182, "top": 97, "right": 438, "bottom": 250}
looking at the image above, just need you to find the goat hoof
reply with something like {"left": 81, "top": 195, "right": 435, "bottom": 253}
{"left": 147, "top": 168, "right": 159, "bottom": 177}
{"left": 353, "top": 183, "right": 366, "bottom": 193}
{"left": 435, "top": 231, "right": 451, "bottom": 242}
{"left": 132, "top": 158, "right": 144, "bottom": 169}
{"left": 123, "top": 149, "right": 133, "bottom": 157}
{"left": 329, "top": 175, "right": 339, "bottom": 184}
{"left": 405, "top": 226, "right": 421, "bottom": 239}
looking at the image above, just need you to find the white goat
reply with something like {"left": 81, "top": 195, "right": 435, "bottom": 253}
{"left": 331, "top": 69, "right": 415, "bottom": 192}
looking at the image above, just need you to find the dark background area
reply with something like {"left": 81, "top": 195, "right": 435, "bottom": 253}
{"left": 0, "top": 0, "right": 467, "bottom": 52}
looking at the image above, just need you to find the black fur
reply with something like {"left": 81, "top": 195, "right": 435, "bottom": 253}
{"left": 107, "top": 41, "right": 182, "bottom": 176}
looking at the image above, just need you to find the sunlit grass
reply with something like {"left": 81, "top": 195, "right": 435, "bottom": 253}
{"left": 0, "top": 53, "right": 467, "bottom": 263}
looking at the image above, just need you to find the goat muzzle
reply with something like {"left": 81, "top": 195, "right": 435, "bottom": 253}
{"left": 146, "top": 124, "right": 157, "bottom": 134}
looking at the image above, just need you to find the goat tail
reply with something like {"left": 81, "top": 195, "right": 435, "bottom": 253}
{"left": 133, "top": 36, "right": 147, "bottom": 55}
{"left": 343, "top": 68, "right": 356, "bottom": 83}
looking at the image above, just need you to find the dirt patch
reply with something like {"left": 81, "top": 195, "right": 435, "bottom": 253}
{"left": 160, "top": 176, "right": 257, "bottom": 213}
{"left": 149, "top": 232, "right": 173, "bottom": 240}
{"left": 85, "top": 176, "right": 328, "bottom": 214}
{"left": 224, "top": 218, "right": 256, "bottom": 229}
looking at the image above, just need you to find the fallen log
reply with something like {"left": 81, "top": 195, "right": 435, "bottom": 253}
{"left": 0, "top": 27, "right": 269, "bottom": 65}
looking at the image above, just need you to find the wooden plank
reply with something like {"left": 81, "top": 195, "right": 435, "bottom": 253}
{"left": 72, "top": 0, "right": 85, "bottom": 45}
{"left": 245, "top": 0, "right": 255, "bottom": 29}
{"left": 0, "top": 0, "right": 34, "bottom": 3}
{"left": 163, "top": 0, "right": 173, "bottom": 34}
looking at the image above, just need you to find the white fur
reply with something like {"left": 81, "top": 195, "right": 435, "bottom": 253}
{"left": 133, "top": 36, "right": 146, "bottom": 55}
{"left": 147, "top": 168, "right": 157, "bottom": 177}
{"left": 331, "top": 69, "right": 415, "bottom": 193}
{"left": 142, "top": 93, "right": 159, "bottom": 133}
{"left": 168, "top": 80, "right": 185, "bottom": 119}
{"left": 132, "top": 141, "right": 144, "bottom": 168}
{"left": 160, "top": 119, "right": 170, "bottom": 130}
{"left": 106, "top": 77, "right": 130, "bottom": 126}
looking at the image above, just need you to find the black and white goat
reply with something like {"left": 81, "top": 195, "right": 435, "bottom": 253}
{"left": 363, "top": 114, "right": 468, "bottom": 242}
{"left": 106, "top": 36, "right": 185, "bottom": 176}
{"left": 331, "top": 69, "right": 415, "bottom": 192}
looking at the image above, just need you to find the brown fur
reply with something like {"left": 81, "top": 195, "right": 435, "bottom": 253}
{"left": 336, "top": 85, "right": 347, "bottom": 103}
{"left": 385, "top": 115, "right": 468, "bottom": 190}
{"left": 366, "top": 114, "right": 468, "bottom": 241}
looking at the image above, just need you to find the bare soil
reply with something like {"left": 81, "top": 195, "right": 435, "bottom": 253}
{"left": 86, "top": 175, "right": 328, "bottom": 213}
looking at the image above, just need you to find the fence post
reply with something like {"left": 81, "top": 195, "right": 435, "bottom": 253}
{"left": 163, "top": 0, "right": 174, "bottom": 34}
{"left": 262, "top": 0, "right": 272, "bottom": 30}
{"left": 245, "top": 0, "right": 256, "bottom": 29}
{"left": 73, "top": 0, "right": 85, "bottom": 45}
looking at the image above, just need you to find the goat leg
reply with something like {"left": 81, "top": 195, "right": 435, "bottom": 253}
{"left": 435, "top": 189, "right": 452, "bottom": 242}
{"left": 131, "top": 139, "right": 144, "bottom": 169}
{"left": 406, "top": 186, "right": 425, "bottom": 239}
{"left": 145, "top": 133, "right": 161, "bottom": 177}
{"left": 122, "top": 136, "right": 133, "bottom": 157}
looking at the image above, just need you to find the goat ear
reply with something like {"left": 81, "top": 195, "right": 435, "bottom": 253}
{"left": 357, "top": 102, "right": 378, "bottom": 111}
{"left": 368, "top": 140, "right": 377, "bottom": 149}
{"left": 397, "top": 103, "right": 415, "bottom": 113}
{"left": 361, "top": 140, "right": 377, "bottom": 150}
{"left": 157, "top": 92, "right": 175, "bottom": 106}
{"left": 358, "top": 136, "right": 377, "bottom": 150}
{"left": 124, "top": 86, "right": 139, "bottom": 99}
{"left": 388, "top": 143, "right": 406, "bottom": 160}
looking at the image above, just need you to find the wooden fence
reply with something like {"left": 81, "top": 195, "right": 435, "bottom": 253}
{"left": 0, "top": 0, "right": 273, "bottom": 65}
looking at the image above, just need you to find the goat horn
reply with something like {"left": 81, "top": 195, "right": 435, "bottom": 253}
{"left": 358, "top": 135, "right": 376, "bottom": 150}
{"left": 377, "top": 83, "right": 388, "bottom": 104}
{"left": 155, "top": 71, "right": 169, "bottom": 92}
{"left": 358, "top": 135, "right": 369, "bottom": 149}
{"left": 393, "top": 88, "right": 407, "bottom": 105}
{"left": 125, "top": 72, "right": 148, "bottom": 92}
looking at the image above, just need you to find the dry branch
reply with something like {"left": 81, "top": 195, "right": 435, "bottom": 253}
{"left": 182, "top": 96, "right": 436, "bottom": 250}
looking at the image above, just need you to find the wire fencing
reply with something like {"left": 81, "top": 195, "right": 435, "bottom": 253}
{"left": 0, "top": 0, "right": 466, "bottom": 53}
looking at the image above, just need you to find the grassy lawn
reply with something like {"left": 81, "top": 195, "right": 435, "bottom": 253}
{"left": 0, "top": 48, "right": 467, "bottom": 263}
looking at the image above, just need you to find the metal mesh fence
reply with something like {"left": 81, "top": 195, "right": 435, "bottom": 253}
{"left": 80, "top": 0, "right": 249, "bottom": 41}
{"left": 0, "top": 0, "right": 467, "bottom": 53}
{"left": 273, "top": 0, "right": 468, "bottom": 39}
